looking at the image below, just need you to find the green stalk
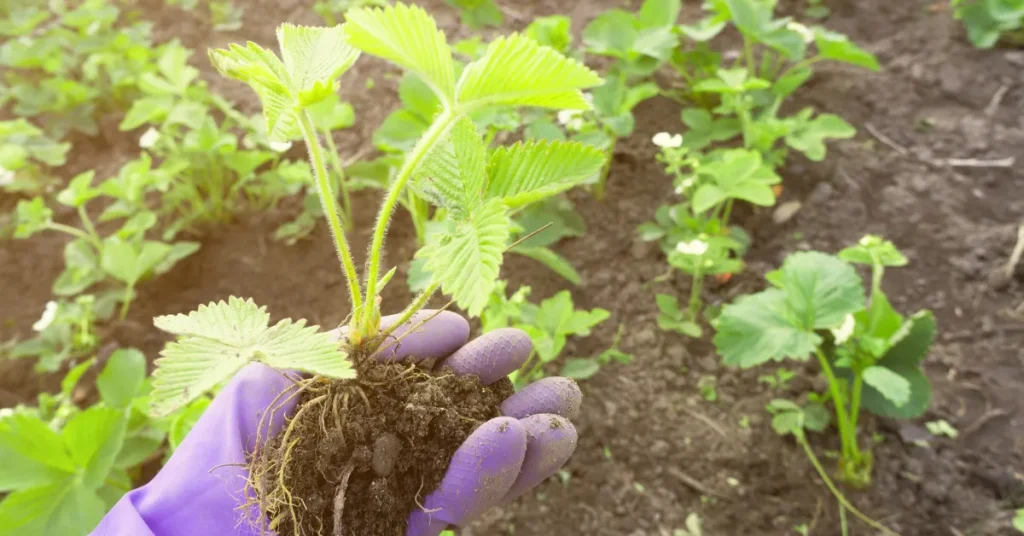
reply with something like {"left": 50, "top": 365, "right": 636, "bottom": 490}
{"left": 76, "top": 206, "right": 102, "bottom": 247}
{"left": 796, "top": 433, "right": 902, "bottom": 536}
{"left": 743, "top": 37, "right": 755, "bottom": 73}
{"left": 322, "top": 129, "right": 353, "bottom": 229}
{"left": 813, "top": 348, "right": 856, "bottom": 462}
{"left": 362, "top": 108, "right": 457, "bottom": 332}
{"left": 408, "top": 190, "right": 427, "bottom": 246}
{"left": 297, "top": 111, "right": 363, "bottom": 314}
{"left": 369, "top": 281, "right": 440, "bottom": 354}
{"left": 594, "top": 136, "right": 616, "bottom": 200}
{"left": 119, "top": 284, "right": 133, "bottom": 321}
{"left": 721, "top": 199, "right": 735, "bottom": 228}
{"left": 48, "top": 222, "right": 96, "bottom": 246}
{"left": 687, "top": 265, "right": 705, "bottom": 320}
{"left": 848, "top": 373, "right": 864, "bottom": 437}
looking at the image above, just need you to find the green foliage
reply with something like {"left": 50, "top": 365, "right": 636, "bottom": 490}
{"left": 7, "top": 296, "right": 98, "bottom": 373}
{"left": 0, "top": 119, "right": 70, "bottom": 196}
{"left": 1013, "top": 508, "right": 1024, "bottom": 532}
{"left": 561, "top": 324, "right": 633, "bottom": 380}
{"left": 0, "top": 349, "right": 166, "bottom": 536}
{"left": 952, "top": 0, "right": 1024, "bottom": 48}
{"left": 656, "top": 294, "right": 702, "bottom": 338}
{"left": 13, "top": 171, "right": 200, "bottom": 327}
{"left": 445, "top": 0, "right": 504, "bottom": 29}
{"left": 151, "top": 298, "right": 354, "bottom": 416}
{"left": 481, "top": 286, "right": 610, "bottom": 388}
{"left": 715, "top": 238, "right": 936, "bottom": 487}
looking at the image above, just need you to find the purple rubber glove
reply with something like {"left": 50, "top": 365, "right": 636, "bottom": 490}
{"left": 94, "top": 311, "right": 581, "bottom": 536}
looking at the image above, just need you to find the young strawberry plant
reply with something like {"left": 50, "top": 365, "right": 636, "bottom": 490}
{"left": 7, "top": 295, "right": 98, "bottom": 372}
{"left": 149, "top": 5, "right": 606, "bottom": 532}
{"left": 480, "top": 285, "right": 611, "bottom": 388}
{"left": 952, "top": 0, "right": 1024, "bottom": 48}
{"left": 714, "top": 237, "right": 936, "bottom": 488}
{"left": 671, "top": 0, "right": 877, "bottom": 167}
{"left": 14, "top": 172, "right": 200, "bottom": 323}
{"left": 0, "top": 119, "right": 71, "bottom": 196}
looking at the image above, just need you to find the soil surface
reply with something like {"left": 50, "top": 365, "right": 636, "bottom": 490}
{"left": 2, "top": 0, "right": 1023, "bottom": 535}
{"left": 253, "top": 359, "right": 511, "bottom": 536}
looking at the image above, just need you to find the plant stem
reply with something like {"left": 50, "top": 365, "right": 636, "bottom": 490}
{"left": 297, "top": 111, "right": 363, "bottom": 315}
{"left": 848, "top": 372, "right": 864, "bottom": 439}
{"left": 796, "top": 433, "right": 902, "bottom": 536}
{"left": 119, "top": 285, "right": 133, "bottom": 321}
{"left": 813, "top": 348, "right": 856, "bottom": 462}
{"left": 363, "top": 108, "right": 457, "bottom": 331}
{"left": 721, "top": 199, "right": 735, "bottom": 228}
{"left": 743, "top": 37, "right": 756, "bottom": 73}
{"left": 48, "top": 222, "right": 94, "bottom": 244}
{"left": 76, "top": 206, "right": 102, "bottom": 247}
{"left": 322, "top": 128, "right": 353, "bottom": 229}
{"left": 595, "top": 136, "right": 616, "bottom": 200}
{"left": 687, "top": 267, "right": 705, "bottom": 320}
{"left": 369, "top": 281, "right": 440, "bottom": 354}
{"left": 776, "top": 56, "right": 825, "bottom": 85}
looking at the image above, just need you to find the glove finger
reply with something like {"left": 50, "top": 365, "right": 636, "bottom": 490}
{"left": 502, "top": 414, "right": 578, "bottom": 503}
{"left": 373, "top": 310, "right": 471, "bottom": 363}
{"left": 501, "top": 377, "right": 582, "bottom": 419}
{"left": 440, "top": 327, "right": 532, "bottom": 385}
{"left": 406, "top": 417, "right": 527, "bottom": 536}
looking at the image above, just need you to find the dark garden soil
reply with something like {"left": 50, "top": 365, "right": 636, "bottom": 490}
{"left": 252, "top": 359, "right": 512, "bottom": 536}
{"left": 1, "top": 0, "right": 1023, "bottom": 534}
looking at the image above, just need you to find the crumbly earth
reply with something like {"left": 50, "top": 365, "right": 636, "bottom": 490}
{"left": 251, "top": 360, "right": 512, "bottom": 536}
{"left": 2, "top": 0, "right": 1022, "bottom": 535}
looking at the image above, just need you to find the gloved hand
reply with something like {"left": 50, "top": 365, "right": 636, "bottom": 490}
{"left": 94, "top": 310, "right": 582, "bottom": 536}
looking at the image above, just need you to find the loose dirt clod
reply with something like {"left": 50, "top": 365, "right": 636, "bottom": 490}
{"left": 246, "top": 353, "right": 512, "bottom": 536}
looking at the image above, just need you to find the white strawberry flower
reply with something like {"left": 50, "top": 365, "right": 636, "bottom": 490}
{"left": 787, "top": 21, "right": 815, "bottom": 44}
{"left": 269, "top": 140, "right": 293, "bottom": 153}
{"left": 0, "top": 166, "right": 14, "bottom": 187}
{"left": 653, "top": 132, "right": 683, "bottom": 148}
{"left": 557, "top": 109, "right": 585, "bottom": 131}
{"left": 674, "top": 178, "right": 694, "bottom": 195}
{"left": 139, "top": 127, "right": 161, "bottom": 149}
{"left": 33, "top": 301, "right": 59, "bottom": 332}
{"left": 676, "top": 239, "right": 709, "bottom": 256}
{"left": 831, "top": 313, "right": 856, "bottom": 345}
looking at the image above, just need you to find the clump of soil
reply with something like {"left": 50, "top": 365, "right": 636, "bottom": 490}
{"left": 248, "top": 349, "right": 513, "bottom": 536}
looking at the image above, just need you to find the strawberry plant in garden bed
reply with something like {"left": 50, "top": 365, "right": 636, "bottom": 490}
{"left": 1, "top": 0, "right": 1023, "bottom": 535}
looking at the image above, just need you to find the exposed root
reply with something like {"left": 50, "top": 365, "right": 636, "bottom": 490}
{"left": 331, "top": 464, "right": 355, "bottom": 536}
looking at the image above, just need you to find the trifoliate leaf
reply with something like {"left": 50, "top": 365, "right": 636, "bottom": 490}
{"left": 861, "top": 366, "right": 911, "bottom": 407}
{"left": 838, "top": 235, "right": 908, "bottom": 268}
{"left": 714, "top": 289, "right": 821, "bottom": 368}
{"left": 419, "top": 200, "right": 510, "bottom": 317}
{"left": 96, "top": 349, "right": 146, "bottom": 409}
{"left": 882, "top": 310, "right": 935, "bottom": 368}
{"left": 775, "top": 251, "right": 865, "bottom": 330}
{"left": 0, "top": 413, "right": 75, "bottom": 491}
{"left": 62, "top": 407, "right": 128, "bottom": 490}
{"left": 276, "top": 24, "right": 360, "bottom": 105}
{"left": 345, "top": 3, "right": 456, "bottom": 104}
{"left": 691, "top": 149, "right": 779, "bottom": 212}
{"left": 485, "top": 140, "right": 606, "bottom": 208}
{"left": 813, "top": 28, "right": 880, "bottom": 71}
{"left": 861, "top": 364, "right": 931, "bottom": 419}
{"left": 151, "top": 297, "right": 353, "bottom": 416}
{"left": 457, "top": 33, "right": 603, "bottom": 110}
{"left": 208, "top": 42, "right": 298, "bottom": 141}
{"left": 412, "top": 116, "right": 486, "bottom": 214}
{"left": 785, "top": 112, "right": 856, "bottom": 162}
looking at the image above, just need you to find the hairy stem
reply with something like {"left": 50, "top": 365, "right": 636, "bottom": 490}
{"left": 814, "top": 348, "right": 856, "bottom": 463}
{"left": 796, "top": 433, "right": 901, "bottom": 536}
{"left": 322, "top": 129, "right": 353, "bottom": 229}
{"left": 369, "top": 281, "right": 440, "bottom": 355}
{"left": 362, "top": 108, "right": 457, "bottom": 332}
{"left": 297, "top": 111, "right": 363, "bottom": 315}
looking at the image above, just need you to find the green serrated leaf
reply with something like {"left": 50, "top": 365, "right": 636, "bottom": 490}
{"left": 513, "top": 247, "right": 581, "bottom": 285}
{"left": 486, "top": 140, "right": 606, "bottom": 208}
{"left": 862, "top": 366, "right": 911, "bottom": 407}
{"left": 861, "top": 365, "right": 931, "bottom": 419}
{"left": 838, "top": 235, "right": 908, "bottom": 267}
{"left": 412, "top": 116, "right": 486, "bottom": 214}
{"left": 97, "top": 349, "right": 147, "bottom": 409}
{"left": 785, "top": 112, "right": 856, "bottom": 161}
{"left": 345, "top": 3, "right": 456, "bottom": 104}
{"left": 419, "top": 200, "right": 510, "bottom": 317}
{"left": 0, "top": 413, "right": 75, "bottom": 491}
{"left": 714, "top": 289, "right": 821, "bottom": 368}
{"left": 208, "top": 42, "right": 297, "bottom": 141}
{"left": 150, "top": 297, "right": 354, "bottom": 416}
{"left": 457, "top": 33, "right": 603, "bottom": 110}
{"left": 0, "top": 479, "right": 106, "bottom": 536}
{"left": 276, "top": 24, "right": 360, "bottom": 104}
{"left": 881, "top": 310, "right": 936, "bottom": 368}
{"left": 63, "top": 407, "right": 128, "bottom": 490}
{"left": 560, "top": 357, "right": 601, "bottom": 380}
{"left": 777, "top": 252, "right": 865, "bottom": 330}
{"left": 813, "top": 28, "right": 880, "bottom": 71}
